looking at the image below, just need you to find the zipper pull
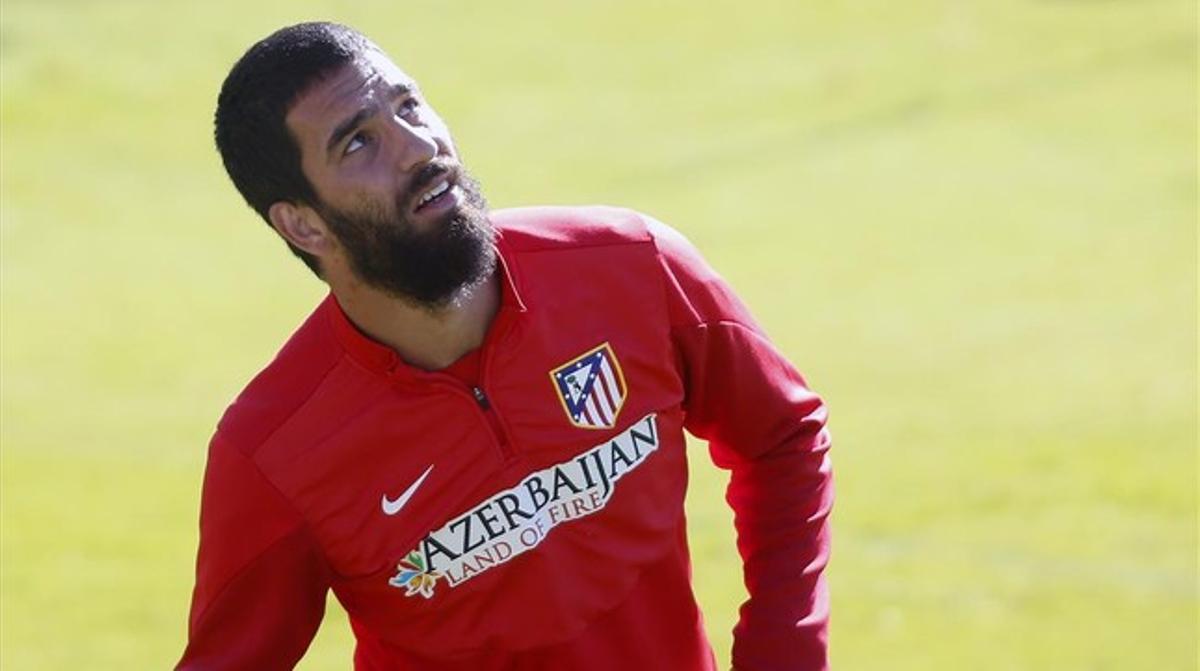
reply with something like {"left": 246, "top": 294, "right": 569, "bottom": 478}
{"left": 471, "top": 386, "right": 491, "bottom": 409}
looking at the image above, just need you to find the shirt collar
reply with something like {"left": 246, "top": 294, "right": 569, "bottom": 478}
{"left": 324, "top": 235, "right": 526, "bottom": 376}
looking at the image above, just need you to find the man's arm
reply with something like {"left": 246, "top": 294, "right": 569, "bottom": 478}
{"left": 649, "top": 216, "right": 833, "bottom": 671}
{"left": 177, "top": 436, "right": 331, "bottom": 670}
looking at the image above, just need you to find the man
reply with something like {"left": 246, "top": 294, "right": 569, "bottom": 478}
{"left": 179, "top": 21, "right": 832, "bottom": 671}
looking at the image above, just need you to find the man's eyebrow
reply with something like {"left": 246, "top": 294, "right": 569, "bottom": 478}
{"left": 324, "top": 83, "right": 415, "bottom": 158}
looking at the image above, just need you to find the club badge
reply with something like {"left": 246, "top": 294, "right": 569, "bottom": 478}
{"left": 549, "top": 342, "right": 627, "bottom": 429}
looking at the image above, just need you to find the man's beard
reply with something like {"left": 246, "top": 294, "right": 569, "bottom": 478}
{"left": 319, "top": 163, "right": 496, "bottom": 310}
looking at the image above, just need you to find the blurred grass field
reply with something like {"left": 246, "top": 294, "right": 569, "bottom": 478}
{"left": 1, "top": 0, "right": 1195, "bottom": 668}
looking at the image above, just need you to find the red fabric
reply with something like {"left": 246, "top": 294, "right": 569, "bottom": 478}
{"left": 178, "top": 206, "right": 831, "bottom": 670}
{"left": 179, "top": 440, "right": 331, "bottom": 670}
{"left": 440, "top": 348, "right": 481, "bottom": 386}
{"left": 653, "top": 220, "right": 833, "bottom": 670}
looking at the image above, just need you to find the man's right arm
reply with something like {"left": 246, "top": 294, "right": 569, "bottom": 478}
{"left": 177, "top": 436, "right": 331, "bottom": 670}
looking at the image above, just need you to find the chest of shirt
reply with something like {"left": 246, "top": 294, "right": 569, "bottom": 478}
{"left": 250, "top": 260, "right": 692, "bottom": 650}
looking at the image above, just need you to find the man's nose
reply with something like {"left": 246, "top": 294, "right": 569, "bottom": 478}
{"left": 385, "top": 117, "right": 438, "bottom": 173}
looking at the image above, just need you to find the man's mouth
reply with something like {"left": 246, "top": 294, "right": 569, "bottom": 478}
{"left": 415, "top": 178, "right": 452, "bottom": 212}
{"left": 409, "top": 165, "right": 462, "bottom": 217}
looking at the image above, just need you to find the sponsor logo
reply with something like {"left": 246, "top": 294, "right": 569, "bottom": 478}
{"left": 550, "top": 342, "right": 627, "bottom": 429}
{"left": 381, "top": 464, "right": 435, "bottom": 516}
{"left": 388, "top": 413, "right": 659, "bottom": 598}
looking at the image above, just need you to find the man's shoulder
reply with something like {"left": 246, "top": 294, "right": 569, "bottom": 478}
{"left": 212, "top": 297, "right": 348, "bottom": 455}
{"left": 492, "top": 205, "right": 711, "bottom": 284}
{"left": 491, "top": 205, "right": 657, "bottom": 252}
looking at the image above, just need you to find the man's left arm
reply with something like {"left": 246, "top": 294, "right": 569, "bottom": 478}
{"left": 648, "top": 215, "right": 833, "bottom": 671}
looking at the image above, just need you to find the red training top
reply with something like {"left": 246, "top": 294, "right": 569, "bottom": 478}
{"left": 178, "top": 206, "right": 833, "bottom": 670}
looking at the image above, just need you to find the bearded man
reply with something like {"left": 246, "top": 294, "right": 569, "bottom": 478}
{"left": 178, "top": 21, "right": 833, "bottom": 671}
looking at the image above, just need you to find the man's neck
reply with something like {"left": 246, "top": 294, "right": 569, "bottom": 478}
{"left": 331, "top": 271, "right": 501, "bottom": 371}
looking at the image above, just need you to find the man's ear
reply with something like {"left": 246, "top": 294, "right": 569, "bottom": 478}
{"left": 268, "top": 201, "right": 335, "bottom": 258}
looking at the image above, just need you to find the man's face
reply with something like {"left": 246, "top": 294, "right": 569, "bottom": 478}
{"left": 285, "top": 50, "right": 494, "bottom": 307}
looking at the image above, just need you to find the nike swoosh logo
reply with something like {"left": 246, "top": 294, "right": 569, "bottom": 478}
{"left": 381, "top": 464, "right": 434, "bottom": 516}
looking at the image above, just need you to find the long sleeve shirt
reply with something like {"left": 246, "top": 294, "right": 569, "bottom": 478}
{"left": 178, "top": 206, "right": 832, "bottom": 670}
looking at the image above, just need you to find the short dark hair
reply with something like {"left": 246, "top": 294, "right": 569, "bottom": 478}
{"left": 214, "top": 22, "right": 380, "bottom": 275}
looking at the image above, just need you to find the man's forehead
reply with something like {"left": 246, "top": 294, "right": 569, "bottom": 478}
{"left": 356, "top": 50, "right": 415, "bottom": 89}
{"left": 287, "top": 51, "right": 417, "bottom": 136}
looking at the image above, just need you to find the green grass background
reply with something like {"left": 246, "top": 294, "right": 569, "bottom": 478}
{"left": 1, "top": 0, "right": 1195, "bottom": 668}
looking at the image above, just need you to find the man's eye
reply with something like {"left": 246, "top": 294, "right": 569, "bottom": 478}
{"left": 398, "top": 98, "right": 420, "bottom": 117}
{"left": 345, "top": 133, "right": 367, "bottom": 155}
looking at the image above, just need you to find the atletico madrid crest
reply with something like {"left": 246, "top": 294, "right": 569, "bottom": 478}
{"left": 550, "top": 342, "right": 627, "bottom": 429}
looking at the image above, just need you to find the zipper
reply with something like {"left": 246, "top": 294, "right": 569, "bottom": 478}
{"left": 391, "top": 290, "right": 520, "bottom": 462}
{"left": 471, "top": 386, "right": 490, "bottom": 408}
{"left": 471, "top": 300, "right": 518, "bottom": 462}
{"left": 396, "top": 347, "right": 515, "bottom": 463}
{"left": 469, "top": 385, "right": 514, "bottom": 461}
{"left": 468, "top": 386, "right": 511, "bottom": 458}
{"left": 412, "top": 378, "right": 514, "bottom": 463}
